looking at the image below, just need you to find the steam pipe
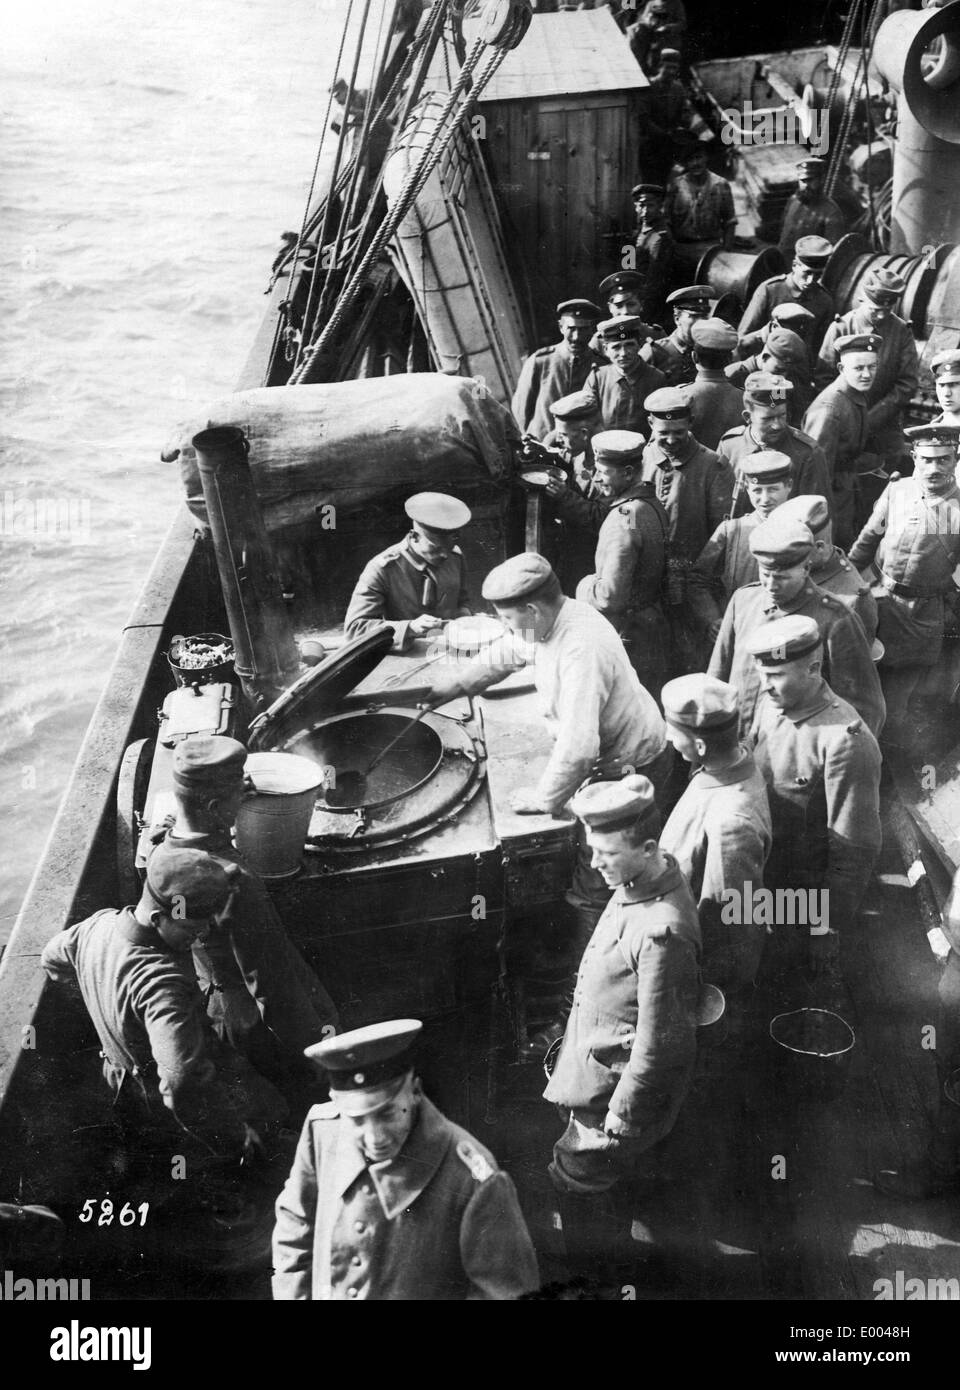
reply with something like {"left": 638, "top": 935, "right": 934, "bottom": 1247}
{"left": 192, "top": 426, "right": 301, "bottom": 710}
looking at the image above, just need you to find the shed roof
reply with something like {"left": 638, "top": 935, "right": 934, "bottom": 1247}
{"left": 474, "top": 10, "right": 648, "bottom": 103}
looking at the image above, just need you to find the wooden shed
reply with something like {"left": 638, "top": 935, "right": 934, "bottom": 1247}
{"left": 477, "top": 9, "right": 648, "bottom": 344}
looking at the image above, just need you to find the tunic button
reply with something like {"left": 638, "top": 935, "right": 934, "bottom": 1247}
{"left": 354, "top": 1222, "right": 366, "bottom": 1234}
{"left": 351, "top": 1256, "right": 362, "bottom": 1267}
{"left": 347, "top": 1287, "right": 358, "bottom": 1298}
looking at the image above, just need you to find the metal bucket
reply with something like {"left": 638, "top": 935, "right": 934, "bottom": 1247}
{"left": 769, "top": 1007, "right": 855, "bottom": 1101}
{"left": 235, "top": 752, "right": 324, "bottom": 879}
{"left": 167, "top": 632, "right": 235, "bottom": 689}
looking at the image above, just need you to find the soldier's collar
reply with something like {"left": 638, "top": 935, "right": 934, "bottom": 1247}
{"left": 691, "top": 748, "right": 755, "bottom": 789}
{"left": 336, "top": 1096, "right": 450, "bottom": 1219}
{"left": 766, "top": 577, "right": 817, "bottom": 616}
{"left": 616, "top": 853, "right": 684, "bottom": 904}
{"left": 118, "top": 908, "right": 164, "bottom": 948}
{"left": 774, "top": 680, "right": 833, "bottom": 725}
{"left": 650, "top": 435, "right": 696, "bottom": 468}
{"left": 812, "top": 546, "right": 844, "bottom": 580}
{"left": 402, "top": 532, "right": 460, "bottom": 571}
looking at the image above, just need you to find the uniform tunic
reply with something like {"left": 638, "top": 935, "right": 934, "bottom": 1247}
{"left": 751, "top": 682, "right": 882, "bottom": 923}
{"left": 272, "top": 1096, "right": 539, "bottom": 1300}
{"left": 511, "top": 340, "right": 605, "bottom": 440}
{"left": 40, "top": 908, "right": 284, "bottom": 1150}
{"left": 584, "top": 358, "right": 667, "bottom": 433}
{"left": 343, "top": 535, "right": 471, "bottom": 652}
{"left": 816, "top": 308, "right": 920, "bottom": 444}
{"left": 646, "top": 328, "right": 697, "bottom": 386}
{"left": 666, "top": 171, "right": 736, "bottom": 245}
{"left": 681, "top": 368, "right": 745, "bottom": 449}
{"left": 812, "top": 545, "right": 879, "bottom": 645}
{"left": 802, "top": 377, "right": 872, "bottom": 547}
{"left": 687, "top": 511, "right": 761, "bottom": 632}
{"left": 777, "top": 192, "right": 845, "bottom": 264}
{"left": 738, "top": 274, "right": 835, "bottom": 352}
{"left": 709, "top": 577, "right": 886, "bottom": 737}
{"left": 717, "top": 423, "right": 832, "bottom": 519}
{"left": 660, "top": 752, "right": 772, "bottom": 986}
{"left": 544, "top": 855, "right": 701, "bottom": 1145}
{"left": 634, "top": 220, "right": 675, "bottom": 321}
{"left": 640, "top": 435, "right": 735, "bottom": 562}
{"left": 848, "top": 477, "right": 960, "bottom": 667}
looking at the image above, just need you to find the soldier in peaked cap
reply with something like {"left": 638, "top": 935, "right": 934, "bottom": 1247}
{"left": 746, "top": 614, "right": 882, "bottom": 977}
{"left": 932, "top": 349, "right": 960, "bottom": 428}
{"left": 665, "top": 147, "right": 737, "bottom": 275}
{"left": 683, "top": 317, "right": 745, "bottom": 449}
{"left": 708, "top": 510, "right": 885, "bottom": 737}
{"left": 688, "top": 449, "right": 794, "bottom": 639}
{"left": 272, "top": 1020, "right": 539, "bottom": 1300}
{"left": 630, "top": 185, "right": 675, "bottom": 323}
{"left": 737, "top": 301, "right": 816, "bottom": 360}
{"left": 150, "top": 735, "right": 338, "bottom": 1107}
{"left": 344, "top": 491, "right": 473, "bottom": 653}
{"left": 659, "top": 675, "right": 772, "bottom": 998}
{"left": 585, "top": 317, "right": 667, "bottom": 434}
{"left": 543, "top": 388, "right": 599, "bottom": 485}
{"left": 739, "top": 235, "right": 836, "bottom": 353}
{"left": 540, "top": 389, "right": 604, "bottom": 593}
{"left": 775, "top": 493, "right": 878, "bottom": 645}
{"left": 778, "top": 157, "right": 844, "bottom": 265}
{"left": 511, "top": 299, "right": 606, "bottom": 439}
{"left": 720, "top": 371, "right": 832, "bottom": 519}
{"left": 594, "top": 273, "right": 670, "bottom": 373}
{"left": 803, "top": 331, "right": 883, "bottom": 548}
{"left": 849, "top": 423, "right": 960, "bottom": 736}
{"left": 727, "top": 327, "right": 812, "bottom": 425}
{"left": 649, "top": 285, "right": 719, "bottom": 386}
{"left": 42, "top": 844, "right": 288, "bottom": 1163}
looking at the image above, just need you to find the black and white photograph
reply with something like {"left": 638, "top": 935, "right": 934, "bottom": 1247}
{"left": 2, "top": 0, "right": 960, "bottom": 1343}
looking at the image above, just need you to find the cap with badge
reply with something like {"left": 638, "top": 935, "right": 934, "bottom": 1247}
{"left": 172, "top": 734, "right": 248, "bottom": 793}
{"left": 599, "top": 271, "right": 644, "bottom": 301}
{"left": 932, "top": 350, "right": 960, "bottom": 383}
{"left": 743, "top": 614, "right": 823, "bottom": 666}
{"left": 661, "top": 674, "right": 739, "bottom": 732}
{"left": 481, "top": 551, "right": 556, "bottom": 604}
{"left": 644, "top": 386, "right": 691, "bottom": 420}
{"left": 740, "top": 449, "right": 793, "bottom": 483}
{"left": 632, "top": 182, "right": 666, "bottom": 199}
{"left": 691, "top": 318, "right": 739, "bottom": 352}
{"left": 834, "top": 332, "right": 881, "bottom": 357}
{"left": 774, "top": 493, "right": 831, "bottom": 535}
{"left": 770, "top": 303, "right": 815, "bottom": 330}
{"left": 549, "top": 389, "right": 597, "bottom": 422}
{"left": 793, "top": 235, "right": 833, "bottom": 268}
{"left": 404, "top": 492, "right": 472, "bottom": 532}
{"left": 904, "top": 423, "right": 960, "bottom": 450}
{"left": 666, "top": 285, "right": 718, "bottom": 312}
{"left": 743, "top": 371, "right": 794, "bottom": 405}
{"left": 597, "top": 315, "right": 645, "bottom": 343}
{"left": 570, "top": 774, "right": 657, "bottom": 832}
{"left": 556, "top": 298, "right": 603, "bottom": 323}
{"left": 304, "top": 1019, "right": 423, "bottom": 1117}
{"left": 592, "top": 429, "right": 646, "bottom": 464}
{"left": 862, "top": 267, "right": 905, "bottom": 305}
{"left": 761, "top": 327, "right": 807, "bottom": 369}
{"left": 145, "top": 842, "right": 237, "bottom": 918}
{"left": 749, "top": 512, "right": 815, "bottom": 567}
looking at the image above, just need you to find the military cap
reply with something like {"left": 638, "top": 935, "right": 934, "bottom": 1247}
{"left": 666, "top": 285, "right": 718, "bottom": 310}
{"left": 305, "top": 1019, "right": 423, "bottom": 1117}
{"left": 481, "top": 551, "right": 555, "bottom": 603}
{"left": 749, "top": 512, "right": 815, "bottom": 567}
{"left": 691, "top": 317, "right": 739, "bottom": 352}
{"left": 775, "top": 493, "right": 831, "bottom": 534}
{"left": 172, "top": 734, "right": 247, "bottom": 792}
{"left": 794, "top": 235, "right": 833, "bottom": 267}
{"left": 593, "top": 429, "right": 646, "bottom": 464}
{"left": 834, "top": 332, "right": 881, "bottom": 357}
{"left": 549, "top": 389, "right": 597, "bottom": 421}
{"left": 556, "top": 298, "right": 603, "bottom": 322}
{"left": 404, "top": 492, "right": 471, "bottom": 531}
{"left": 761, "top": 327, "right": 806, "bottom": 368}
{"left": 740, "top": 449, "right": 793, "bottom": 483}
{"left": 862, "top": 266, "right": 906, "bottom": 304}
{"left": 904, "top": 423, "right": 960, "bottom": 449}
{"left": 743, "top": 371, "right": 794, "bottom": 405}
{"left": 661, "top": 674, "right": 739, "bottom": 732}
{"left": 570, "top": 774, "right": 657, "bottom": 832}
{"left": 145, "top": 843, "right": 236, "bottom": 918}
{"left": 599, "top": 270, "right": 644, "bottom": 299}
{"left": 743, "top": 614, "right": 822, "bottom": 666}
{"left": 932, "top": 350, "right": 960, "bottom": 383}
{"left": 597, "top": 314, "right": 645, "bottom": 343}
{"left": 631, "top": 182, "right": 666, "bottom": 198}
{"left": 770, "top": 302, "right": 815, "bottom": 329}
{"left": 797, "top": 157, "right": 827, "bottom": 175}
{"left": 644, "top": 385, "right": 691, "bottom": 419}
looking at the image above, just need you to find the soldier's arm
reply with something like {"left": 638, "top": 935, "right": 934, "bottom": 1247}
{"left": 461, "top": 1171, "right": 541, "bottom": 1300}
{"left": 687, "top": 524, "right": 727, "bottom": 636}
{"left": 822, "top": 726, "right": 883, "bottom": 924}
{"left": 801, "top": 397, "right": 840, "bottom": 479}
{"left": 533, "top": 642, "right": 604, "bottom": 811}
{"left": 793, "top": 435, "right": 833, "bottom": 507}
{"left": 706, "top": 456, "right": 736, "bottom": 533}
{"left": 39, "top": 923, "right": 82, "bottom": 986}
{"left": 272, "top": 1113, "right": 319, "bottom": 1300}
{"left": 737, "top": 284, "right": 770, "bottom": 338}
{"left": 700, "top": 806, "right": 772, "bottom": 912}
{"left": 847, "top": 486, "right": 890, "bottom": 570}
{"left": 891, "top": 322, "right": 921, "bottom": 409}
{"left": 577, "top": 507, "right": 640, "bottom": 623}
{"left": 343, "top": 559, "right": 413, "bottom": 653}
{"left": 707, "top": 591, "right": 738, "bottom": 680}
{"left": 814, "top": 321, "right": 841, "bottom": 392}
{"left": 550, "top": 486, "right": 607, "bottom": 532}
{"left": 510, "top": 355, "right": 540, "bottom": 434}
{"left": 824, "top": 612, "right": 886, "bottom": 738}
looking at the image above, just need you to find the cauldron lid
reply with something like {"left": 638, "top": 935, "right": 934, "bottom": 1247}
{"left": 248, "top": 625, "right": 394, "bottom": 751}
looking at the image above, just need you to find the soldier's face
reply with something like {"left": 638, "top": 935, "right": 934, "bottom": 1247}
{"left": 587, "top": 826, "right": 654, "bottom": 887}
{"left": 747, "top": 479, "right": 791, "bottom": 517}
{"left": 757, "top": 558, "right": 809, "bottom": 605}
{"left": 862, "top": 296, "right": 895, "bottom": 326}
{"left": 559, "top": 317, "right": 593, "bottom": 357}
{"left": 635, "top": 194, "right": 662, "bottom": 221}
{"left": 838, "top": 352, "right": 878, "bottom": 392}
{"left": 347, "top": 1073, "right": 420, "bottom": 1164}
{"left": 593, "top": 461, "right": 635, "bottom": 499}
{"left": 649, "top": 416, "right": 690, "bottom": 455}
{"left": 936, "top": 378, "right": 960, "bottom": 413}
{"left": 494, "top": 600, "right": 546, "bottom": 645}
{"left": 675, "top": 307, "right": 706, "bottom": 344}
{"left": 410, "top": 522, "right": 458, "bottom": 565}
{"left": 747, "top": 402, "right": 789, "bottom": 446}
{"left": 914, "top": 447, "right": 957, "bottom": 495}
{"left": 760, "top": 655, "right": 821, "bottom": 711}
{"left": 610, "top": 293, "right": 642, "bottom": 318}
{"left": 555, "top": 420, "right": 591, "bottom": 452}
{"left": 797, "top": 172, "right": 822, "bottom": 203}
{"left": 789, "top": 261, "right": 819, "bottom": 292}
{"left": 607, "top": 338, "right": 641, "bottom": 370}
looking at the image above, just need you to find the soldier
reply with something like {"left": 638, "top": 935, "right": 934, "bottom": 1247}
{"left": 687, "top": 449, "right": 794, "bottom": 640}
{"left": 272, "top": 1020, "right": 539, "bottom": 1299}
{"left": 149, "top": 736, "right": 338, "bottom": 1107}
{"left": 665, "top": 140, "right": 737, "bottom": 278}
{"left": 775, "top": 492, "right": 878, "bottom": 645}
{"left": 544, "top": 775, "right": 701, "bottom": 1274}
{"left": 344, "top": 492, "right": 473, "bottom": 652}
{"left": 745, "top": 615, "right": 882, "bottom": 977}
{"left": 632, "top": 183, "right": 675, "bottom": 325}
{"left": 726, "top": 326, "right": 812, "bottom": 427}
{"left": 718, "top": 371, "right": 831, "bottom": 519}
{"left": 682, "top": 317, "right": 744, "bottom": 449}
{"left": 802, "top": 331, "right": 883, "bottom": 549}
{"left": 848, "top": 423, "right": 960, "bottom": 734}
{"left": 736, "top": 301, "right": 816, "bottom": 361}
{"left": 708, "top": 511, "right": 886, "bottom": 737}
{"left": 598, "top": 269, "right": 662, "bottom": 340}
{"left": 649, "top": 284, "right": 719, "bottom": 387}
{"left": 815, "top": 267, "right": 919, "bottom": 483}
{"left": 930, "top": 348, "right": 960, "bottom": 429}
{"left": 41, "top": 847, "right": 288, "bottom": 1166}
{"left": 659, "top": 675, "right": 772, "bottom": 1003}
{"left": 542, "top": 388, "right": 599, "bottom": 487}
{"left": 738, "top": 235, "right": 836, "bottom": 353}
{"left": 541, "top": 389, "right": 605, "bottom": 593}
{"left": 628, "top": 2, "right": 686, "bottom": 76}
{"left": 575, "top": 430, "right": 671, "bottom": 698}
{"left": 511, "top": 298, "right": 605, "bottom": 439}
{"left": 777, "top": 158, "right": 844, "bottom": 266}
{"left": 635, "top": 49, "right": 709, "bottom": 183}
{"left": 584, "top": 316, "right": 667, "bottom": 433}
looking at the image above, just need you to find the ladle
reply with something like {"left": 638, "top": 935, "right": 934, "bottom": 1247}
{"left": 323, "top": 705, "right": 431, "bottom": 808}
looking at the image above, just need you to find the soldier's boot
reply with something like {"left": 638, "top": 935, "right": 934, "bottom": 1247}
{"left": 519, "top": 906, "right": 603, "bottom": 1062}
{"left": 556, "top": 1189, "right": 630, "bottom": 1288}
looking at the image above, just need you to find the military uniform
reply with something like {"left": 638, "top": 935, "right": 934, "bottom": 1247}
{"left": 511, "top": 340, "right": 605, "bottom": 440}
{"left": 816, "top": 307, "right": 919, "bottom": 448}
{"left": 687, "top": 511, "right": 761, "bottom": 631}
{"left": 681, "top": 369, "right": 745, "bottom": 450}
{"left": 802, "top": 376, "right": 873, "bottom": 549}
{"left": 647, "top": 327, "right": 697, "bottom": 386}
{"left": 344, "top": 534, "right": 471, "bottom": 652}
{"left": 738, "top": 275, "right": 835, "bottom": 354}
{"left": 634, "top": 219, "right": 675, "bottom": 323}
{"left": 777, "top": 192, "right": 844, "bottom": 265}
{"left": 718, "top": 424, "right": 831, "bottom": 519}
{"left": 585, "top": 358, "right": 667, "bottom": 433}
{"left": 725, "top": 353, "right": 810, "bottom": 427}
{"left": 640, "top": 433, "right": 734, "bottom": 562}
{"left": 665, "top": 170, "right": 736, "bottom": 249}
{"left": 812, "top": 545, "right": 878, "bottom": 644}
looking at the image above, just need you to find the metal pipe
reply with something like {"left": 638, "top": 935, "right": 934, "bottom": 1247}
{"left": 192, "top": 426, "right": 301, "bottom": 711}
